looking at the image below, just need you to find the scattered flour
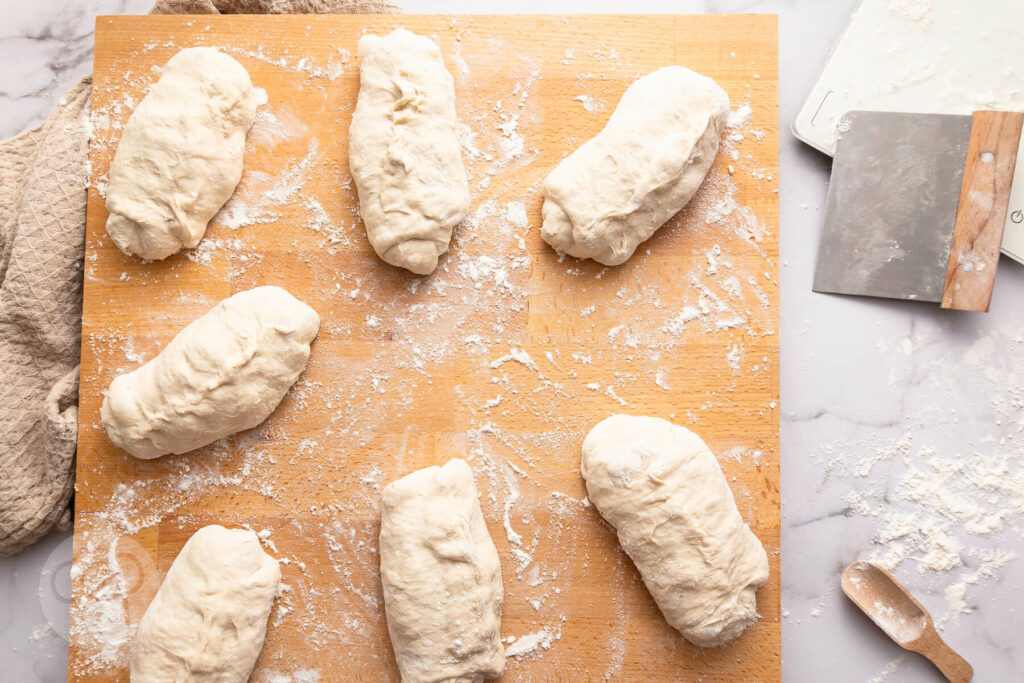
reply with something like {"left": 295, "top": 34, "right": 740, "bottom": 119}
{"left": 867, "top": 656, "right": 905, "bottom": 683}
{"left": 262, "top": 669, "right": 321, "bottom": 683}
{"left": 29, "top": 624, "right": 54, "bottom": 642}
{"left": 74, "top": 27, "right": 777, "bottom": 679}
{"left": 504, "top": 620, "right": 564, "bottom": 658}
{"left": 727, "top": 103, "right": 753, "bottom": 129}
{"left": 490, "top": 347, "right": 537, "bottom": 371}
{"left": 504, "top": 201, "right": 528, "bottom": 228}
{"left": 573, "top": 94, "right": 606, "bottom": 114}
{"left": 816, "top": 324, "right": 1024, "bottom": 622}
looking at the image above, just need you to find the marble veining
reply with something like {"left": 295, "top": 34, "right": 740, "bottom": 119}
{"left": 2, "top": 1, "right": 1022, "bottom": 681}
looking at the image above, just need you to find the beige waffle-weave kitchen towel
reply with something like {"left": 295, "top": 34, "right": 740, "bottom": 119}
{"left": 0, "top": 0, "right": 398, "bottom": 557}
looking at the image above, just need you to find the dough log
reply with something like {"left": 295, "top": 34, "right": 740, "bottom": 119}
{"left": 105, "top": 47, "right": 256, "bottom": 260}
{"left": 541, "top": 66, "right": 729, "bottom": 266}
{"left": 131, "top": 525, "right": 281, "bottom": 683}
{"left": 349, "top": 29, "right": 470, "bottom": 275}
{"left": 581, "top": 414, "right": 769, "bottom": 647}
{"left": 101, "top": 286, "right": 319, "bottom": 459}
{"left": 380, "top": 458, "right": 504, "bottom": 682}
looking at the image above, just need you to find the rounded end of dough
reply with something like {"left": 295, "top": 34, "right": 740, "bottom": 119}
{"left": 683, "top": 589, "right": 760, "bottom": 648}
{"left": 105, "top": 212, "right": 183, "bottom": 261}
{"left": 582, "top": 414, "right": 708, "bottom": 478}
{"left": 191, "top": 525, "right": 282, "bottom": 583}
{"left": 540, "top": 197, "right": 633, "bottom": 267}
{"left": 360, "top": 28, "right": 443, "bottom": 62}
{"left": 356, "top": 32, "right": 383, "bottom": 58}
{"left": 170, "top": 48, "right": 257, "bottom": 125}
{"left": 383, "top": 240, "right": 443, "bottom": 275}
{"left": 248, "top": 286, "right": 321, "bottom": 343}
{"left": 100, "top": 379, "right": 167, "bottom": 460}
{"left": 591, "top": 249, "right": 631, "bottom": 267}
{"left": 539, "top": 197, "right": 573, "bottom": 254}
{"left": 382, "top": 458, "right": 474, "bottom": 508}
{"left": 649, "top": 65, "right": 730, "bottom": 130}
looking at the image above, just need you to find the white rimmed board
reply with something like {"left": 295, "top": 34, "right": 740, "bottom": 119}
{"left": 793, "top": 0, "right": 1024, "bottom": 265}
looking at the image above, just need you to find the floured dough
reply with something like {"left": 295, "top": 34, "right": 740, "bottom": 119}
{"left": 105, "top": 47, "right": 256, "bottom": 260}
{"left": 101, "top": 286, "right": 319, "bottom": 459}
{"left": 541, "top": 66, "right": 729, "bottom": 265}
{"left": 580, "top": 414, "right": 769, "bottom": 647}
{"left": 349, "top": 28, "right": 470, "bottom": 275}
{"left": 380, "top": 458, "right": 504, "bottom": 682}
{"left": 131, "top": 525, "right": 280, "bottom": 683}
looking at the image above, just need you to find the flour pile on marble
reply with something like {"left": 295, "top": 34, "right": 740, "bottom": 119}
{"left": 817, "top": 322, "right": 1024, "bottom": 624}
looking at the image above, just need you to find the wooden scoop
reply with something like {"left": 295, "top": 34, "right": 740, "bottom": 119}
{"left": 841, "top": 561, "right": 973, "bottom": 682}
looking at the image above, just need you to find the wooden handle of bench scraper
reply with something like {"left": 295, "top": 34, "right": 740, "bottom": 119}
{"left": 941, "top": 110, "right": 1023, "bottom": 311}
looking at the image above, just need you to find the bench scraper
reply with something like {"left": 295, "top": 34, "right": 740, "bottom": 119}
{"left": 813, "top": 110, "right": 1024, "bottom": 312}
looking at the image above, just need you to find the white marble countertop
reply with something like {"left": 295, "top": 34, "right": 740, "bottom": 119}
{"left": 3, "top": 0, "right": 1022, "bottom": 680}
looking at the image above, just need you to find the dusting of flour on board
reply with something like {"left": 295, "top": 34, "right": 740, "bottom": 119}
{"left": 76, "top": 17, "right": 778, "bottom": 680}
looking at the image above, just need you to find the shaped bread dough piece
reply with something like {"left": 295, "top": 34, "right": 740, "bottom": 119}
{"left": 349, "top": 28, "right": 470, "bottom": 275}
{"left": 541, "top": 66, "right": 729, "bottom": 266}
{"left": 581, "top": 414, "right": 769, "bottom": 647}
{"left": 101, "top": 286, "right": 319, "bottom": 459}
{"left": 105, "top": 47, "right": 256, "bottom": 260}
{"left": 131, "top": 525, "right": 280, "bottom": 683}
{"left": 380, "top": 458, "right": 504, "bottom": 682}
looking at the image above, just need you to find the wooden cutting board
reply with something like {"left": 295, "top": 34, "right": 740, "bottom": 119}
{"left": 71, "top": 14, "right": 779, "bottom": 681}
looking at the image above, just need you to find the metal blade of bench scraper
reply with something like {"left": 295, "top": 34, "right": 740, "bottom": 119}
{"left": 813, "top": 111, "right": 972, "bottom": 303}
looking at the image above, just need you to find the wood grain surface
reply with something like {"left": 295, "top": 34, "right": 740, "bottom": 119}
{"left": 941, "top": 110, "right": 1023, "bottom": 312}
{"left": 72, "top": 14, "right": 779, "bottom": 681}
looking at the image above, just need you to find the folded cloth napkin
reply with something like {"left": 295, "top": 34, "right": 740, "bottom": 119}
{"left": 0, "top": 0, "right": 397, "bottom": 557}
